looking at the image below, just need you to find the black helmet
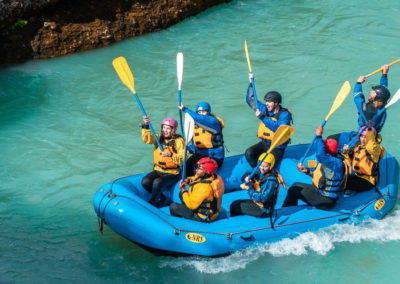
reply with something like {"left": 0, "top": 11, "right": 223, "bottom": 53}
{"left": 372, "top": 85, "right": 390, "bottom": 104}
{"left": 264, "top": 91, "right": 282, "bottom": 104}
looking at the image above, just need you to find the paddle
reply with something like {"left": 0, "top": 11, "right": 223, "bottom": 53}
{"left": 244, "top": 40, "right": 259, "bottom": 110}
{"left": 299, "top": 81, "right": 351, "bottom": 163}
{"left": 177, "top": 52, "right": 184, "bottom": 136}
{"left": 248, "top": 125, "right": 295, "bottom": 180}
{"left": 365, "top": 58, "right": 400, "bottom": 78}
{"left": 112, "top": 56, "right": 163, "bottom": 150}
{"left": 347, "top": 88, "right": 400, "bottom": 148}
{"left": 181, "top": 113, "right": 195, "bottom": 180}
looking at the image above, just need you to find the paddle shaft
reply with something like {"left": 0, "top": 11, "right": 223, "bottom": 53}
{"left": 365, "top": 59, "right": 400, "bottom": 78}
{"left": 244, "top": 41, "right": 260, "bottom": 110}
{"left": 178, "top": 90, "right": 184, "bottom": 136}
{"left": 299, "top": 119, "right": 327, "bottom": 164}
{"left": 249, "top": 76, "right": 259, "bottom": 110}
{"left": 248, "top": 125, "right": 295, "bottom": 180}
{"left": 181, "top": 146, "right": 188, "bottom": 180}
{"left": 134, "top": 94, "right": 163, "bottom": 150}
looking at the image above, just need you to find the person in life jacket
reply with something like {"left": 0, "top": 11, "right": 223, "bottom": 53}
{"left": 245, "top": 73, "right": 293, "bottom": 168}
{"left": 169, "top": 157, "right": 225, "bottom": 222}
{"left": 141, "top": 116, "right": 185, "bottom": 207}
{"left": 282, "top": 125, "right": 345, "bottom": 209}
{"left": 342, "top": 120, "right": 384, "bottom": 193}
{"left": 230, "top": 152, "right": 285, "bottom": 218}
{"left": 328, "top": 65, "right": 390, "bottom": 148}
{"left": 178, "top": 101, "right": 224, "bottom": 177}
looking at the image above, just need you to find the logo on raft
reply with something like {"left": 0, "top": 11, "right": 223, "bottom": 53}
{"left": 374, "top": 198, "right": 385, "bottom": 211}
{"left": 185, "top": 233, "right": 206, "bottom": 243}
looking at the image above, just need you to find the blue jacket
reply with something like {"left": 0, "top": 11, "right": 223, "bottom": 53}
{"left": 246, "top": 85, "right": 292, "bottom": 149}
{"left": 248, "top": 171, "right": 279, "bottom": 206}
{"left": 353, "top": 75, "right": 388, "bottom": 133}
{"left": 183, "top": 108, "right": 224, "bottom": 159}
{"left": 314, "top": 137, "right": 345, "bottom": 198}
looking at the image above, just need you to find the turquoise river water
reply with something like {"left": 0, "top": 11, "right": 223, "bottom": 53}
{"left": 1, "top": 0, "right": 400, "bottom": 283}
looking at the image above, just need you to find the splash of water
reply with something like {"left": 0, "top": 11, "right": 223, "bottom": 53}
{"left": 160, "top": 208, "right": 400, "bottom": 274}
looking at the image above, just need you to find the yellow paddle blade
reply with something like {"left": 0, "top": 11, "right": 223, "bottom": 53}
{"left": 324, "top": 81, "right": 351, "bottom": 121}
{"left": 112, "top": 56, "right": 136, "bottom": 94}
{"left": 244, "top": 40, "right": 252, "bottom": 73}
{"left": 268, "top": 125, "right": 295, "bottom": 153}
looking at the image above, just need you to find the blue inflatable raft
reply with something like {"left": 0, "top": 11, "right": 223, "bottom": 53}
{"left": 93, "top": 144, "right": 399, "bottom": 256}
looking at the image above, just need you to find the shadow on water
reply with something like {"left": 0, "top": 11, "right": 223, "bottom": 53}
{"left": 0, "top": 70, "right": 49, "bottom": 127}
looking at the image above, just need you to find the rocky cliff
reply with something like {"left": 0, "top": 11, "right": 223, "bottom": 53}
{"left": 0, "top": 0, "right": 230, "bottom": 64}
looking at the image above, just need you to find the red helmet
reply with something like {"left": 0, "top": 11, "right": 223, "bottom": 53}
{"left": 161, "top": 118, "right": 178, "bottom": 134}
{"left": 324, "top": 139, "right": 338, "bottom": 156}
{"left": 197, "top": 157, "right": 218, "bottom": 174}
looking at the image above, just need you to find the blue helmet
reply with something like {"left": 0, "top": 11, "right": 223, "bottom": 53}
{"left": 195, "top": 102, "right": 211, "bottom": 113}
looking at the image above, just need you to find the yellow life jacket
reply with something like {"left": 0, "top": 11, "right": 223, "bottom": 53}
{"left": 193, "top": 115, "right": 224, "bottom": 149}
{"left": 252, "top": 169, "right": 286, "bottom": 208}
{"left": 188, "top": 174, "right": 225, "bottom": 222}
{"left": 352, "top": 144, "right": 385, "bottom": 184}
{"left": 257, "top": 108, "right": 292, "bottom": 141}
{"left": 153, "top": 135, "right": 181, "bottom": 170}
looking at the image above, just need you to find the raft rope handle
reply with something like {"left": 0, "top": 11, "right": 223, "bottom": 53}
{"left": 108, "top": 193, "right": 368, "bottom": 238}
{"left": 97, "top": 174, "right": 138, "bottom": 233}
{"left": 98, "top": 194, "right": 116, "bottom": 234}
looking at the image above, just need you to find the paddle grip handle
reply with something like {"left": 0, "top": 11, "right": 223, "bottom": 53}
{"left": 134, "top": 94, "right": 164, "bottom": 150}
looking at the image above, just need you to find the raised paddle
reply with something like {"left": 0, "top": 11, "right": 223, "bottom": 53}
{"left": 181, "top": 112, "right": 194, "bottom": 180}
{"left": 244, "top": 40, "right": 259, "bottom": 110}
{"left": 112, "top": 56, "right": 163, "bottom": 150}
{"left": 248, "top": 125, "right": 295, "bottom": 180}
{"left": 299, "top": 81, "right": 351, "bottom": 164}
{"left": 347, "top": 88, "right": 400, "bottom": 148}
{"left": 365, "top": 58, "right": 400, "bottom": 78}
{"left": 177, "top": 52, "right": 184, "bottom": 136}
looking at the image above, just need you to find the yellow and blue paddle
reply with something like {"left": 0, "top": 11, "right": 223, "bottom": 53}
{"left": 112, "top": 56, "right": 163, "bottom": 150}
{"left": 244, "top": 40, "right": 259, "bottom": 110}
{"left": 299, "top": 81, "right": 351, "bottom": 164}
{"left": 177, "top": 52, "right": 184, "bottom": 136}
{"left": 248, "top": 125, "right": 295, "bottom": 180}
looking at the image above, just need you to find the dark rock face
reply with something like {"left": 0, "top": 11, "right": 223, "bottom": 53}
{"left": 0, "top": 0, "right": 230, "bottom": 64}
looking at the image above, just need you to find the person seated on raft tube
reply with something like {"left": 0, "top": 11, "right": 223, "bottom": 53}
{"left": 342, "top": 120, "right": 384, "bottom": 193}
{"left": 169, "top": 158, "right": 225, "bottom": 222}
{"left": 245, "top": 73, "right": 293, "bottom": 168}
{"left": 282, "top": 125, "right": 345, "bottom": 210}
{"left": 329, "top": 65, "right": 390, "bottom": 147}
{"left": 141, "top": 116, "right": 185, "bottom": 207}
{"left": 178, "top": 101, "right": 224, "bottom": 177}
{"left": 230, "top": 152, "right": 285, "bottom": 218}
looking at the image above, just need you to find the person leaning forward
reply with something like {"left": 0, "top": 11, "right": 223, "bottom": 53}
{"left": 245, "top": 73, "right": 293, "bottom": 168}
{"left": 141, "top": 116, "right": 185, "bottom": 207}
{"left": 169, "top": 158, "right": 224, "bottom": 222}
{"left": 230, "top": 152, "right": 285, "bottom": 218}
{"left": 282, "top": 125, "right": 345, "bottom": 210}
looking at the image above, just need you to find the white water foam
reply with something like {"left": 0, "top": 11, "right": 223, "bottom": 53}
{"left": 160, "top": 207, "right": 400, "bottom": 274}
